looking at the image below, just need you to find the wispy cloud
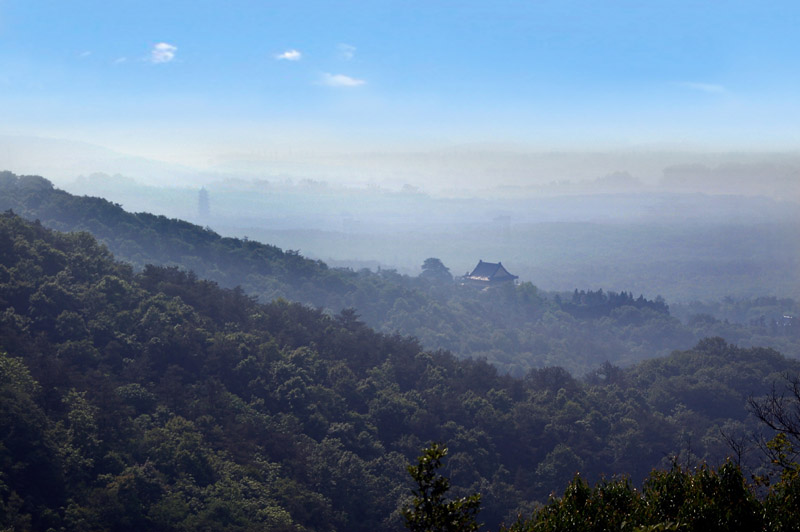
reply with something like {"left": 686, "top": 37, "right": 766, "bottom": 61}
{"left": 150, "top": 42, "right": 177, "bottom": 64}
{"left": 338, "top": 43, "right": 356, "bottom": 61}
{"left": 113, "top": 57, "right": 127, "bottom": 65}
{"left": 79, "top": 50, "right": 92, "bottom": 58}
{"left": 319, "top": 72, "right": 366, "bottom": 87}
{"left": 276, "top": 49, "right": 302, "bottom": 61}
{"left": 677, "top": 81, "right": 727, "bottom": 94}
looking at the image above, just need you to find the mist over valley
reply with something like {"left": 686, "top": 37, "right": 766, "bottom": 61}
{"left": 2, "top": 1, "right": 800, "bottom": 529}
{"left": 57, "top": 161, "right": 800, "bottom": 304}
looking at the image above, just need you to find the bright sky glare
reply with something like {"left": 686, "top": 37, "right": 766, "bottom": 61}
{"left": 1, "top": 1, "right": 799, "bottom": 166}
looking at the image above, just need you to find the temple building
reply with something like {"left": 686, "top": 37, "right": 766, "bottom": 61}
{"left": 462, "top": 260, "right": 518, "bottom": 286}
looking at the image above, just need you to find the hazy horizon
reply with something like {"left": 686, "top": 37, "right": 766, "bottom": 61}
{"left": 4, "top": 133, "right": 800, "bottom": 200}
{"left": 3, "top": 1, "right": 800, "bottom": 192}
{"left": 2, "top": 1, "right": 798, "bottom": 303}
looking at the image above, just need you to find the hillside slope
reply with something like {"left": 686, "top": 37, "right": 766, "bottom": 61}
{"left": 1, "top": 212, "right": 799, "bottom": 530}
{"left": 2, "top": 171, "right": 798, "bottom": 377}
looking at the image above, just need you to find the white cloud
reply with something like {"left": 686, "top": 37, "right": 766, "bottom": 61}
{"left": 79, "top": 50, "right": 91, "bottom": 58}
{"left": 677, "top": 81, "right": 726, "bottom": 94}
{"left": 338, "top": 43, "right": 356, "bottom": 61}
{"left": 150, "top": 42, "right": 177, "bottom": 64}
{"left": 113, "top": 57, "right": 127, "bottom": 64}
{"left": 319, "top": 73, "right": 366, "bottom": 87}
{"left": 276, "top": 49, "right": 302, "bottom": 61}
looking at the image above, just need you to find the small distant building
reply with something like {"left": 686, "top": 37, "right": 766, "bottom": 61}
{"left": 462, "top": 260, "right": 518, "bottom": 286}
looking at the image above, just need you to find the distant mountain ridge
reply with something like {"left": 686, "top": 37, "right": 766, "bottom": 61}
{"left": 0, "top": 135, "right": 207, "bottom": 187}
{"left": 0, "top": 170, "right": 329, "bottom": 290}
{"left": 2, "top": 170, "right": 798, "bottom": 377}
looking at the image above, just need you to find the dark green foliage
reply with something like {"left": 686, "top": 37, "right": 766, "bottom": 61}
{"left": 507, "top": 366, "right": 800, "bottom": 530}
{"left": 2, "top": 206, "right": 800, "bottom": 530}
{"left": 403, "top": 443, "right": 482, "bottom": 532}
{"left": 762, "top": 433, "right": 800, "bottom": 532}
{"left": 0, "top": 350, "right": 64, "bottom": 530}
{"left": 641, "top": 462, "right": 763, "bottom": 531}
{"left": 504, "top": 459, "right": 800, "bottom": 532}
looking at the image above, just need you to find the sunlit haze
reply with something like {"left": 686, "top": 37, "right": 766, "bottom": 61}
{"left": 3, "top": 4, "right": 800, "bottom": 525}
{"left": 2, "top": 1, "right": 800, "bottom": 192}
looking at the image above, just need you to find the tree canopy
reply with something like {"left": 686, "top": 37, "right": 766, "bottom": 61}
{"left": 419, "top": 258, "right": 453, "bottom": 284}
{"left": 1, "top": 210, "right": 799, "bottom": 530}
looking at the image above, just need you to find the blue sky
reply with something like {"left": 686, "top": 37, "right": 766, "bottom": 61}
{"left": 1, "top": 1, "right": 799, "bottom": 167}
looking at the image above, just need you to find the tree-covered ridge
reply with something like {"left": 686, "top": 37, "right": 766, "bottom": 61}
{"left": 0, "top": 170, "right": 329, "bottom": 287}
{"left": 1, "top": 211, "right": 799, "bottom": 530}
{"left": 2, "top": 172, "right": 797, "bottom": 377}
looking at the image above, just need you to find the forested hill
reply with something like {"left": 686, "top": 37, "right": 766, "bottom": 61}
{"left": 1, "top": 211, "right": 799, "bottom": 530}
{"left": 1, "top": 171, "right": 798, "bottom": 376}
{"left": 0, "top": 171, "right": 331, "bottom": 291}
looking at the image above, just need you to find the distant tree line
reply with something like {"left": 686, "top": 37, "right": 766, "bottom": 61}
{"left": 560, "top": 288, "right": 669, "bottom": 319}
